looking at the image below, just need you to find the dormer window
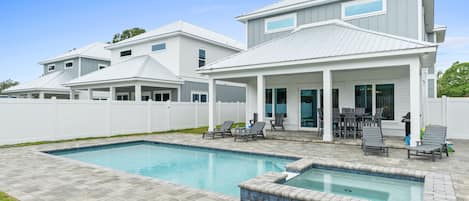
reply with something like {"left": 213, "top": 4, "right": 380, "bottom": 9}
{"left": 64, "top": 61, "right": 73, "bottom": 69}
{"left": 342, "top": 0, "right": 386, "bottom": 20}
{"left": 120, "top": 50, "right": 132, "bottom": 57}
{"left": 47, "top": 64, "right": 56, "bottom": 72}
{"left": 264, "top": 13, "right": 297, "bottom": 34}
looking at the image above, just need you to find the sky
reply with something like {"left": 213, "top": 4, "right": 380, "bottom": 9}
{"left": 0, "top": 0, "right": 467, "bottom": 83}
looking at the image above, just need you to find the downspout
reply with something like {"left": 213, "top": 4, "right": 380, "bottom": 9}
{"left": 78, "top": 57, "right": 82, "bottom": 77}
{"left": 417, "top": 0, "right": 424, "bottom": 41}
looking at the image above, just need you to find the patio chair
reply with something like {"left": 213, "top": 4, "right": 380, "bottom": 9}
{"left": 407, "top": 125, "right": 448, "bottom": 162}
{"left": 270, "top": 113, "right": 285, "bottom": 131}
{"left": 362, "top": 127, "right": 389, "bottom": 157}
{"left": 202, "top": 121, "right": 234, "bottom": 139}
{"left": 342, "top": 107, "right": 355, "bottom": 114}
{"left": 318, "top": 108, "right": 323, "bottom": 137}
{"left": 343, "top": 113, "right": 358, "bottom": 139}
{"left": 234, "top": 122, "right": 266, "bottom": 141}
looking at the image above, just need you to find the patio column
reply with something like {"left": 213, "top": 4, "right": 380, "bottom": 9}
{"left": 87, "top": 88, "right": 93, "bottom": 100}
{"left": 69, "top": 90, "right": 74, "bottom": 100}
{"left": 135, "top": 84, "right": 142, "bottom": 101}
{"left": 39, "top": 92, "right": 45, "bottom": 99}
{"left": 257, "top": 75, "right": 265, "bottom": 122}
{"left": 409, "top": 60, "right": 422, "bottom": 147}
{"left": 322, "top": 69, "right": 333, "bottom": 142}
{"left": 208, "top": 78, "right": 216, "bottom": 131}
{"left": 109, "top": 87, "right": 116, "bottom": 101}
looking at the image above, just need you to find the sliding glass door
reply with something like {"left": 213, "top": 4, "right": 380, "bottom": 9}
{"left": 300, "top": 89, "right": 318, "bottom": 129}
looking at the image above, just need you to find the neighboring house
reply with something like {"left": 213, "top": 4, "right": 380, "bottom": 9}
{"left": 64, "top": 21, "right": 246, "bottom": 103}
{"left": 199, "top": 0, "right": 446, "bottom": 146}
{"left": 3, "top": 42, "right": 111, "bottom": 99}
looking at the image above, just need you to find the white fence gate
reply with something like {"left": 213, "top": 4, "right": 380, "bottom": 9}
{"left": 426, "top": 97, "right": 469, "bottom": 139}
{"left": 0, "top": 99, "right": 245, "bottom": 145}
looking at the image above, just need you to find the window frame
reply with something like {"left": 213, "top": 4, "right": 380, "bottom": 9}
{"left": 191, "top": 91, "right": 208, "bottom": 103}
{"left": 152, "top": 43, "right": 166, "bottom": 52}
{"left": 353, "top": 82, "right": 397, "bottom": 122}
{"left": 154, "top": 90, "right": 172, "bottom": 102}
{"left": 47, "top": 64, "right": 56, "bottom": 72}
{"left": 264, "top": 13, "right": 297, "bottom": 34}
{"left": 341, "top": 0, "right": 387, "bottom": 20}
{"left": 198, "top": 49, "right": 206, "bottom": 68}
{"left": 375, "top": 83, "right": 395, "bottom": 120}
{"left": 120, "top": 50, "right": 132, "bottom": 57}
{"left": 265, "top": 88, "right": 288, "bottom": 118}
{"left": 64, "top": 60, "right": 74, "bottom": 69}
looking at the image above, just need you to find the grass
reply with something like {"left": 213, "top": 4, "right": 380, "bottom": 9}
{"left": 0, "top": 192, "right": 18, "bottom": 201}
{"left": 0, "top": 122, "right": 246, "bottom": 149}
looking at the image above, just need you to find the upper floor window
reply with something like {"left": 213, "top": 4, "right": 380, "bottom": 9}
{"left": 152, "top": 43, "right": 166, "bottom": 52}
{"left": 342, "top": 0, "right": 386, "bottom": 20}
{"left": 47, "top": 64, "right": 56, "bottom": 72}
{"left": 264, "top": 13, "right": 297, "bottom": 34}
{"left": 198, "top": 49, "right": 206, "bottom": 67}
{"left": 64, "top": 61, "right": 73, "bottom": 69}
{"left": 120, "top": 50, "right": 132, "bottom": 57}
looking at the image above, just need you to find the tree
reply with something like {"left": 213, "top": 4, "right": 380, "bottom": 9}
{"left": 112, "top": 28, "right": 146, "bottom": 43}
{"left": 0, "top": 79, "right": 19, "bottom": 94}
{"left": 438, "top": 62, "right": 469, "bottom": 97}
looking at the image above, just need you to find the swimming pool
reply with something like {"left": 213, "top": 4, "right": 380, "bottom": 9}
{"left": 284, "top": 167, "right": 424, "bottom": 201}
{"left": 47, "top": 141, "right": 294, "bottom": 197}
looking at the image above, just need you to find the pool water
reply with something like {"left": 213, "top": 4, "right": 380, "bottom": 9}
{"left": 49, "top": 141, "right": 293, "bottom": 197}
{"left": 285, "top": 168, "right": 424, "bottom": 201}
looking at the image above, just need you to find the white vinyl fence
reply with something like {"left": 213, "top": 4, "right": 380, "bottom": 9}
{"left": 0, "top": 99, "right": 245, "bottom": 145}
{"left": 426, "top": 97, "right": 469, "bottom": 139}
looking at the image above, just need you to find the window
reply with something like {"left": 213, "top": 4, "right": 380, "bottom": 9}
{"left": 342, "top": 0, "right": 386, "bottom": 20}
{"left": 376, "top": 84, "right": 394, "bottom": 120}
{"left": 355, "top": 85, "right": 373, "bottom": 114}
{"left": 265, "top": 13, "right": 297, "bottom": 33}
{"left": 120, "top": 50, "right": 132, "bottom": 57}
{"left": 198, "top": 49, "right": 206, "bottom": 67}
{"left": 47, "top": 64, "right": 56, "bottom": 72}
{"left": 191, "top": 91, "right": 208, "bottom": 103}
{"left": 265, "top": 89, "right": 273, "bottom": 118}
{"left": 320, "top": 89, "right": 340, "bottom": 109}
{"left": 64, "top": 61, "right": 73, "bottom": 69}
{"left": 98, "top": 64, "right": 107, "bottom": 70}
{"left": 275, "top": 88, "right": 287, "bottom": 118}
{"left": 116, "top": 93, "right": 129, "bottom": 101}
{"left": 154, "top": 91, "right": 171, "bottom": 102}
{"left": 152, "top": 43, "right": 166, "bottom": 52}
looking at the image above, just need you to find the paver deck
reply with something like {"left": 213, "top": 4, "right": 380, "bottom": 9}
{"left": 0, "top": 134, "right": 468, "bottom": 201}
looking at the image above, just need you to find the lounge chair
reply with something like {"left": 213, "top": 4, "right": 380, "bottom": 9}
{"left": 270, "top": 113, "right": 285, "bottom": 131}
{"left": 202, "top": 121, "right": 234, "bottom": 139}
{"left": 362, "top": 127, "right": 389, "bottom": 157}
{"left": 234, "top": 122, "right": 266, "bottom": 141}
{"left": 407, "top": 125, "right": 447, "bottom": 162}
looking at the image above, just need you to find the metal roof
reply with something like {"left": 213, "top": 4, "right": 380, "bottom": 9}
{"left": 39, "top": 42, "right": 111, "bottom": 64}
{"left": 200, "top": 20, "right": 437, "bottom": 71}
{"left": 3, "top": 71, "right": 72, "bottom": 93}
{"left": 65, "top": 55, "right": 182, "bottom": 87}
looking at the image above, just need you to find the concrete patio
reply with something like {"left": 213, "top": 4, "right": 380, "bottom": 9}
{"left": 0, "top": 134, "right": 467, "bottom": 201}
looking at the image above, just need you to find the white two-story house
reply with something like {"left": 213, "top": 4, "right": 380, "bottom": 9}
{"left": 199, "top": 0, "right": 446, "bottom": 146}
{"left": 65, "top": 21, "right": 246, "bottom": 102}
{"left": 3, "top": 42, "right": 111, "bottom": 99}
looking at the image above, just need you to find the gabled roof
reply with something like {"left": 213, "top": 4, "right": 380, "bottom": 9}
{"left": 236, "top": 0, "right": 339, "bottom": 22}
{"left": 65, "top": 55, "right": 183, "bottom": 87}
{"left": 199, "top": 20, "right": 437, "bottom": 72}
{"left": 39, "top": 42, "right": 111, "bottom": 64}
{"left": 106, "top": 21, "right": 245, "bottom": 51}
{"left": 3, "top": 71, "right": 72, "bottom": 93}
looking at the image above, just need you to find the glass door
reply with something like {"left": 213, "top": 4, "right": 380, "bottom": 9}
{"left": 300, "top": 89, "right": 317, "bottom": 129}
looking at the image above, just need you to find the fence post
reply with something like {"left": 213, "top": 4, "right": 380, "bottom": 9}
{"left": 195, "top": 101, "right": 199, "bottom": 128}
{"left": 146, "top": 100, "right": 152, "bottom": 133}
{"left": 167, "top": 101, "right": 172, "bottom": 131}
{"left": 52, "top": 97, "right": 59, "bottom": 140}
{"left": 217, "top": 101, "right": 221, "bottom": 125}
{"left": 236, "top": 101, "right": 240, "bottom": 123}
{"left": 106, "top": 99, "right": 112, "bottom": 136}
{"left": 442, "top": 96, "right": 448, "bottom": 126}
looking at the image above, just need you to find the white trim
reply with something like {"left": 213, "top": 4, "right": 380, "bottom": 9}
{"left": 39, "top": 55, "right": 110, "bottom": 65}
{"left": 191, "top": 91, "right": 208, "bottom": 103}
{"left": 264, "top": 13, "right": 297, "bottom": 34}
{"left": 47, "top": 64, "right": 56, "bottom": 72}
{"left": 153, "top": 90, "right": 172, "bottom": 102}
{"left": 341, "top": 0, "right": 387, "bottom": 21}
{"left": 64, "top": 60, "right": 74, "bottom": 69}
{"left": 98, "top": 64, "right": 108, "bottom": 70}
{"left": 64, "top": 77, "right": 183, "bottom": 87}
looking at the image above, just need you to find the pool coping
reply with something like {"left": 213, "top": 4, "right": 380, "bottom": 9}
{"left": 239, "top": 158, "right": 457, "bottom": 201}
{"left": 35, "top": 138, "right": 457, "bottom": 201}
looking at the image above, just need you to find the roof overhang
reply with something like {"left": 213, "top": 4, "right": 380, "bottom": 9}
{"left": 2, "top": 88, "right": 70, "bottom": 94}
{"left": 106, "top": 31, "right": 244, "bottom": 52}
{"left": 39, "top": 55, "right": 110, "bottom": 65}
{"left": 236, "top": 0, "right": 339, "bottom": 22}
{"left": 433, "top": 25, "right": 447, "bottom": 43}
{"left": 198, "top": 46, "right": 437, "bottom": 74}
{"left": 64, "top": 77, "right": 184, "bottom": 87}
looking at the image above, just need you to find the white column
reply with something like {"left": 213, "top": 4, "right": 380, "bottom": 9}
{"left": 322, "top": 69, "right": 333, "bottom": 142}
{"left": 208, "top": 78, "right": 216, "bottom": 131}
{"left": 410, "top": 60, "right": 422, "bottom": 147}
{"left": 245, "top": 79, "right": 257, "bottom": 125}
{"left": 27, "top": 93, "right": 33, "bottom": 99}
{"left": 39, "top": 92, "right": 45, "bottom": 99}
{"left": 135, "top": 84, "right": 142, "bottom": 101}
{"left": 87, "top": 88, "right": 93, "bottom": 100}
{"left": 109, "top": 87, "right": 116, "bottom": 101}
{"left": 257, "top": 75, "right": 265, "bottom": 122}
{"left": 69, "top": 90, "right": 74, "bottom": 100}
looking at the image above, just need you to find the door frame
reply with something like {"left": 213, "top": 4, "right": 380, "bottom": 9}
{"left": 298, "top": 88, "right": 320, "bottom": 131}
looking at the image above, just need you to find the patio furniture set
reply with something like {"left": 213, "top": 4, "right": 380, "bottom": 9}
{"left": 202, "top": 120, "right": 266, "bottom": 142}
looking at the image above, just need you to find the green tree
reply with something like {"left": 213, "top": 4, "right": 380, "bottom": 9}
{"left": 112, "top": 28, "right": 146, "bottom": 43}
{"left": 438, "top": 62, "right": 469, "bottom": 97}
{"left": 0, "top": 79, "right": 19, "bottom": 94}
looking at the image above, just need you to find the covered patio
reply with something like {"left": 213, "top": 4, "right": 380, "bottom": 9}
{"left": 199, "top": 20, "right": 437, "bottom": 146}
